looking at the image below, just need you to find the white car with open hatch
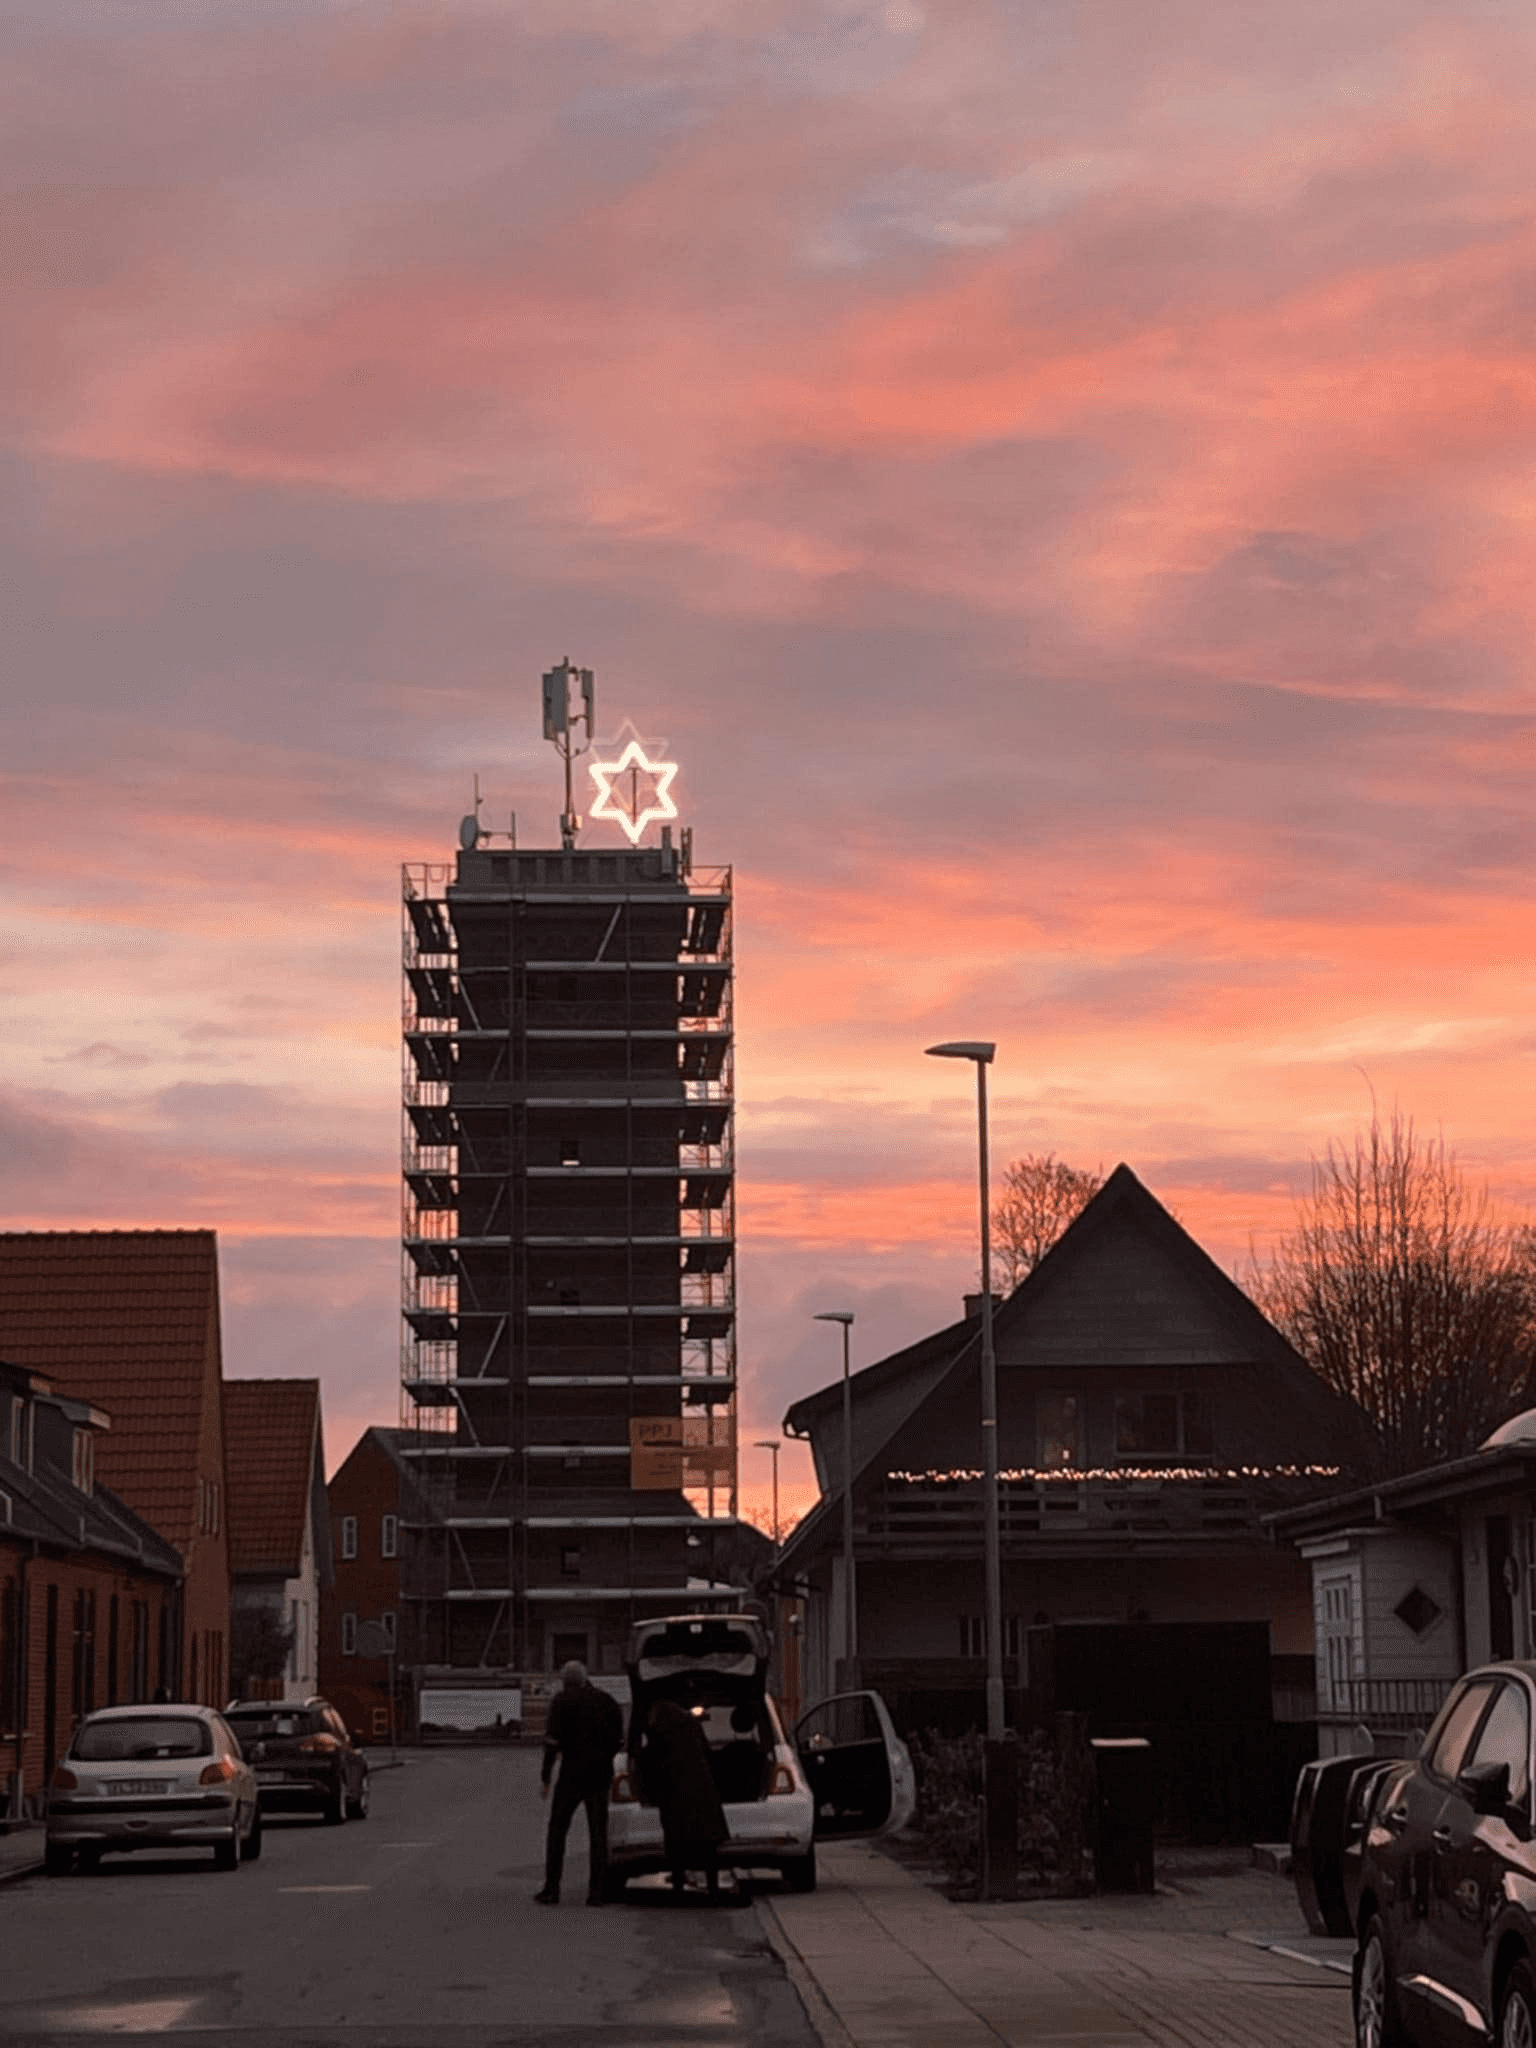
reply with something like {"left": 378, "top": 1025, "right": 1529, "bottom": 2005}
{"left": 604, "top": 1612, "right": 915, "bottom": 1896}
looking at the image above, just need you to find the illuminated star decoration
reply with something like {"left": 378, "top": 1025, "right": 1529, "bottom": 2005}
{"left": 588, "top": 735, "right": 679, "bottom": 845}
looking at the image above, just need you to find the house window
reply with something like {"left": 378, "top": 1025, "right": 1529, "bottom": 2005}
{"left": 71, "top": 1429, "right": 94, "bottom": 1493}
{"left": 381, "top": 1514, "right": 398, "bottom": 1560}
{"left": 559, "top": 1133, "right": 582, "bottom": 1166}
{"left": 1113, "top": 1390, "right": 1215, "bottom": 1462}
{"left": 371, "top": 1706, "right": 391, "bottom": 1737}
{"left": 340, "top": 1516, "right": 358, "bottom": 1561}
{"left": 959, "top": 1615, "right": 984, "bottom": 1658}
{"left": 1037, "top": 1392, "right": 1079, "bottom": 1469}
{"left": 380, "top": 1611, "right": 397, "bottom": 1653}
{"left": 1319, "top": 1571, "right": 1357, "bottom": 1714}
{"left": 341, "top": 1612, "right": 357, "bottom": 1656}
{"left": 196, "top": 1479, "right": 221, "bottom": 1535}
{"left": 561, "top": 1547, "right": 581, "bottom": 1578}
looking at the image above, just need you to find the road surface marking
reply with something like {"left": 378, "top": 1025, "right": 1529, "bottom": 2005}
{"left": 278, "top": 1884, "right": 372, "bottom": 1894}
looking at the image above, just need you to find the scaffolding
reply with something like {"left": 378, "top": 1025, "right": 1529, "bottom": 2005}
{"left": 398, "top": 837, "right": 740, "bottom": 1681}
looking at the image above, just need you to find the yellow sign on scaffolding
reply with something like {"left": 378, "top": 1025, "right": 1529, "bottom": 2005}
{"left": 629, "top": 1415, "right": 735, "bottom": 1490}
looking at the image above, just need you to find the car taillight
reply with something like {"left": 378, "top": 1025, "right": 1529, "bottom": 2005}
{"left": 610, "top": 1769, "right": 637, "bottom": 1804}
{"left": 51, "top": 1766, "right": 78, "bottom": 1791}
{"left": 199, "top": 1758, "right": 239, "bottom": 1785}
{"left": 768, "top": 1763, "right": 797, "bottom": 1796}
{"left": 298, "top": 1734, "right": 338, "bottom": 1754}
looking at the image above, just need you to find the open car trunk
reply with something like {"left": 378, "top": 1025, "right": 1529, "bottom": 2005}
{"left": 626, "top": 1614, "right": 776, "bottom": 1807}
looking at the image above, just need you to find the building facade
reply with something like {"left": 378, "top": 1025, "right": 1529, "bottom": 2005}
{"left": 224, "top": 1378, "right": 330, "bottom": 1703}
{"left": 0, "top": 1230, "right": 232, "bottom": 1707}
{"left": 320, "top": 1427, "right": 419, "bottom": 1741}
{"left": 1271, "top": 1414, "right": 1536, "bottom": 1758}
{"left": 398, "top": 830, "right": 741, "bottom": 1696}
{"left": 2, "top": 1359, "right": 183, "bottom": 1818}
{"left": 778, "top": 1167, "right": 1371, "bottom": 1720}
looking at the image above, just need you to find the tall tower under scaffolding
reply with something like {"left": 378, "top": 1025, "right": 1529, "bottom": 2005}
{"left": 399, "top": 671, "right": 740, "bottom": 1691}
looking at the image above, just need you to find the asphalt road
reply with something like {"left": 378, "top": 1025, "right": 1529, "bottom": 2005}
{"left": 0, "top": 1746, "right": 821, "bottom": 2048}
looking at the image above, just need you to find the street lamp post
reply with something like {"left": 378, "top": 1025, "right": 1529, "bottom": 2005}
{"left": 924, "top": 1042, "right": 1003, "bottom": 1742}
{"left": 813, "top": 1310, "right": 857, "bottom": 1687}
{"left": 754, "top": 1438, "right": 782, "bottom": 1542}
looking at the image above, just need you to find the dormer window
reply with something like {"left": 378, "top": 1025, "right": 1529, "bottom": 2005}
{"left": 1113, "top": 1390, "right": 1215, "bottom": 1463}
{"left": 72, "top": 1428, "right": 94, "bottom": 1494}
{"left": 7, "top": 1394, "right": 30, "bottom": 1471}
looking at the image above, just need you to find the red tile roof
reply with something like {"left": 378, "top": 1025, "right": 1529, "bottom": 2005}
{"left": 0, "top": 1229, "right": 222, "bottom": 1549}
{"left": 224, "top": 1378, "right": 322, "bottom": 1578}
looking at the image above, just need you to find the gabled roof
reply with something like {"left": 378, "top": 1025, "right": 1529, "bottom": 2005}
{"left": 224, "top": 1378, "right": 323, "bottom": 1579}
{"left": 0, "top": 1229, "right": 223, "bottom": 1548}
{"left": 778, "top": 1163, "right": 1369, "bottom": 1573}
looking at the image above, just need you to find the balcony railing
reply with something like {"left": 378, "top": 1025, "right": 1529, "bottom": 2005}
{"left": 1321, "top": 1676, "right": 1455, "bottom": 1727}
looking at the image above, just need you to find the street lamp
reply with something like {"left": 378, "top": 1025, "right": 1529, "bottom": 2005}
{"left": 754, "top": 1439, "right": 781, "bottom": 1542}
{"left": 813, "top": 1310, "right": 857, "bottom": 1685}
{"left": 924, "top": 1040, "right": 1003, "bottom": 1744}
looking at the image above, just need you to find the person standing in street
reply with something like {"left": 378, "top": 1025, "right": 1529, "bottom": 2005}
{"left": 536, "top": 1660, "right": 623, "bottom": 1905}
{"left": 639, "top": 1690, "right": 728, "bottom": 1900}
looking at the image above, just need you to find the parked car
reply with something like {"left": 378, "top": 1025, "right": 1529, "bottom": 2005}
{"left": 223, "top": 1697, "right": 370, "bottom": 1823}
{"left": 46, "top": 1703, "right": 260, "bottom": 1874}
{"left": 1291, "top": 1752, "right": 1399, "bottom": 1937}
{"left": 1352, "top": 1659, "right": 1536, "bottom": 2047}
{"left": 604, "top": 1613, "right": 915, "bottom": 1896}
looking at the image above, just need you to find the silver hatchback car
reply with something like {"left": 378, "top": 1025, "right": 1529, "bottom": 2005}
{"left": 46, "top": 1704, "right": 261, "bottom": 1874}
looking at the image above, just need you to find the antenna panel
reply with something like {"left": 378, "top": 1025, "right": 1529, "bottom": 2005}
{"left": 542, "top": 662, "right": 570, "bottom": 738}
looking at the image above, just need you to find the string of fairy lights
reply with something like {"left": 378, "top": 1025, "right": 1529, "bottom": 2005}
{"left": 885, "top": 1464, "right": 1343, "bottom": 1485}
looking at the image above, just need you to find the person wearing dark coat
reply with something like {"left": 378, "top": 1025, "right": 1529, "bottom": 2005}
{"left": 640, "top": 1694, "right": 728, "bottom": 1899}
{"left": 536, "top": 1661, "right": 624, "bottom": 1905}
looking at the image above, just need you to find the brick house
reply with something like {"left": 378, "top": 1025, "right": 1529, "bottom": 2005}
{"left": 224, "top": 1379, "right": 330, "bottom": 1703}
{"left": 0, "top": 1230, "right": 233, "bottom": 1706}
{"left": 320, "top": 1428, "right": 421, "bottom": 1741}
{"left": 2, "top": 1358, "right": 182, "bottom": 1820}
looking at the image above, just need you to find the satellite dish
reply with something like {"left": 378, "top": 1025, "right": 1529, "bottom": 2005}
{"left": 458, "top": 815, "right": 481, "bottom": 850}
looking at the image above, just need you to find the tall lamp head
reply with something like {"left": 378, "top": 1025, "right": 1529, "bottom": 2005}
{"left": 924, "top": 1041, "right": 996, "bottom": 1064}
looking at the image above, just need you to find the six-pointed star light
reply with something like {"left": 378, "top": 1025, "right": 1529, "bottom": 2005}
{"left": 588, "top": 739, "right": 679, "bottom": 844}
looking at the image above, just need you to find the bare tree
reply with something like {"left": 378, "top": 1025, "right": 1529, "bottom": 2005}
{"left": 1250, "top": 1109, "right": 1536, "bottom": 1479}
{"left": 993, "top": 1153, "right": 1104, "bottom": 1289}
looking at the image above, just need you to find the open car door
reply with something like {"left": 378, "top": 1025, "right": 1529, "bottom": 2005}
{"left": 794, "top": 1691, "right": 916, "bottom": 1840}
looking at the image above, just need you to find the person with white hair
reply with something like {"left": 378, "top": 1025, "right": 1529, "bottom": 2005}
{"left": 535, "top": 1660, "right": 623, "bottom": 1905}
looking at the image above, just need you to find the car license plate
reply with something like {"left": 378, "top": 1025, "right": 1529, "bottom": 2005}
{"left": 107, "top": 1779, "right": 164, "bottom": 1796}
{"left": 256, "top": 1769, "right": 284, "bottom": 1783}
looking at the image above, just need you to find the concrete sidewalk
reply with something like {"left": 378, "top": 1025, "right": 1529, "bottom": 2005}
{"left": 758, "top": 1842, "right": 1355, "bottom": 2048}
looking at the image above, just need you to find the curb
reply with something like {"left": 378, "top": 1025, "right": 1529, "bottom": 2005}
{"left": 755, "top": 1893, "right": 856, "bottom": 2048}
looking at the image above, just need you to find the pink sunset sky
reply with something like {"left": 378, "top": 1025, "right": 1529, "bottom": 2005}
{"left": 3, "top": 1, "right": 1535, "bottom": 1530}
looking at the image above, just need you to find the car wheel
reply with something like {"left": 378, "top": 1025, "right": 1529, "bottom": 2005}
{"left": 43, "top": 1843, "right": 73, "bottom": 1878}
{"left": 782, "top": 1849, "right": 817, "bottom": 1894}
{"left": 345, "top": 1774, "right": 369, "bottom": 1822}
{"left": 1354, "top": 1916, "right": 1406, "bottom": 2048}
{"left": 323, "top": 1777, "right": 346, "bottom": 1826}
{"left": 213, "top": 1828, "right": 240, "bottom": 1872}
{"left": 1501, "top": 1961, "right": 1536, "bottom": 2048}
{"left": 600, "top": 1868, "right": 629, "bottom": 1903}
{"left": 242, "top": 1807, "right": 263, "bottom": 1862}
{"left": 77, "top": 1846, "right": 102, "bottom": 1875}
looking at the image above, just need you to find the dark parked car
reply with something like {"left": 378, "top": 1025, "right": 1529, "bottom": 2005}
{"left": 1352, "top": 1660, "right": 1536, "bottom": 2047}
{"left": 223, "top": 1698, "right": 369, "bottom": 1824}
